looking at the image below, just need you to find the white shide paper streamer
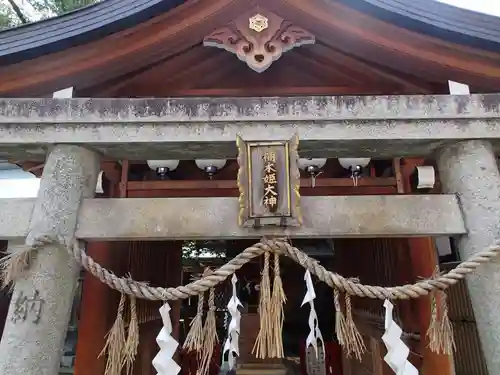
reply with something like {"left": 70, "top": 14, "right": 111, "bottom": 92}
{"left": 222, "top": 274, "right": 242, "bottom": 370}
{"left": 382, "top": 300, "right": 419, "bottom": 375}
{"left": 301, "top": 270, "right": 325, "bottom": 360}
{"left": 152, "top": 303, "right": 181, "bottom": 375}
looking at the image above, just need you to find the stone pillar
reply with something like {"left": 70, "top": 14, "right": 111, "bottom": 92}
{"left": 437, "top": 140, "right": 500, "bottom": 374}
{"left": 0, "top": 145, "right": 99, "bottom": 375}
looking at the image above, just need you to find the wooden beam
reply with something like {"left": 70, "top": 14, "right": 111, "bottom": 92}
{"left": 0, "top": 195, "right": 466, "bottom": 240}
{"left": 126, "top": 186, "right": 397, "bottom": 198}
{"left": 127, "top": 177, "right": 397, "bottom": 191}
{"left": 133, "top": 86, "right": 401, "bottom": 97}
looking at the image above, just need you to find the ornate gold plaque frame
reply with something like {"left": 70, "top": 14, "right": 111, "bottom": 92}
{"left": 237, "top": 134, "right": 302, "bottom": 227}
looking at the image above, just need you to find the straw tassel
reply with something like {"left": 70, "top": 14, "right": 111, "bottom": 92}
{"left": 426, "top": 289, "right": 440, "bottom": 353}
{"left": 270, "top": 253, "right": 286, "bottom": 358}
{"left": 183, "top": 292, "right": 205, "bottom": 353}
{"left": 437, "top": 291, "right": 455, "bottom": 354}
{"left": 252, "top": 251, "right": 272, "bottom": 359}
{"left": 425, "top": 267, "right": 455, "bottom": 355}
{"left": 0, "top": 246, "right": 31, "bottom": 289}
{"left": 342, "top": 292, "right": 366, "bottom": 361}
{"left": 426, "top": 289, "right": 456, "bottom": 355}
{"left": 123, "top": 296, "right": 140, "bottom": 375}
{"left": 100, "top": 293, "right": 127, "bottom": 375}
{"left": 197, "top": 287, "right": 218, "bottom": 375}
{"left": 334, "top": 289, "right": 348, "bottom": 348}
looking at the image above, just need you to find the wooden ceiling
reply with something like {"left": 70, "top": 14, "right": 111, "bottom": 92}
{"left": 0, "top": 0, "right": 500, "bottom": 97}
{"left": 84, "top": 42, "right": 448, "bottom": 97}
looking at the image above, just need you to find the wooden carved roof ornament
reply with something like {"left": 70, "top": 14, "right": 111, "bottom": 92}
{"left": 203, "top": 10, "right": 315, "bottom": 73}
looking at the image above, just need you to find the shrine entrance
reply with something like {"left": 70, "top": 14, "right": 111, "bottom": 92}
{"left": 80, "top": 236, "right": 463, "bottom": 375}
{"left": 178, "top": 239, "right": 339, "bottom": 375}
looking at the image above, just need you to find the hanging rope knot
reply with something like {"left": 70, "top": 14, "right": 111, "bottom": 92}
{"left": 0, "top": 233, "right": 68, "bottom": 289}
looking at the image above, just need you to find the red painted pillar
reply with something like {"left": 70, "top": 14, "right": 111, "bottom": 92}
{"left": 402, "top": 158, "right": 453, "bottom": 375}
{"left": 408, "top": 238, "right": 453, "bottom": 375}
{"left": 168, "top": 242, "right": 182, "bottom": 360}
{"left": 74, "top": 241, "right": 117, "bottom": 375}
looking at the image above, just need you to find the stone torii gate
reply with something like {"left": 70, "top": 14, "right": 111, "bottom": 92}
{"left": 0, "top": 94, "right": 500, "bottom": 375}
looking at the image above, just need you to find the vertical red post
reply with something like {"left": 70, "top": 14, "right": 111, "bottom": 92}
{"left": 75, "top": 163, "right": 122, "bottom": 375}
{"left": 168, "top": 242, "right": 183, "bottom": 361}
{"left": 402, "top": 158, "right": 453, "bottom": 375}
{"left": 74, "top": 241, "right": 117, "bottom": 375}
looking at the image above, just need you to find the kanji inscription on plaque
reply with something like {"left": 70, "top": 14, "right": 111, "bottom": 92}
{"left": 236, "top": 134, "right": 301, "bottom": 227}
{"left": 262, "top": 151, "right": 279, "bottom": 212}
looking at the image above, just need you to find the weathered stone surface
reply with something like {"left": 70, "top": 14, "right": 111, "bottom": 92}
{"left": 437, "top": 140, "right": 500, "bottom": 375}
{"left": 0, "top": 195, "right": 465, "bottom": 240}
{"left": 0, "top": 145, "right": 99, "bottom": 375}
{"left": 0, "top": 94, "right": 499, "bottom": 160}
{"left": 0, "top": 199, "right": 33, "bottom": 239}
{"left": 1, "top": 94, "right": 499, "bottom": 122}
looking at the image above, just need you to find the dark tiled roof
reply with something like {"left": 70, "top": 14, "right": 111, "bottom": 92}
{"left": 343, "top": 0, "right": 500, "bottom": 51}
{"left": 0, "top": 0, "right": 185, "bottom": 64}
{"left": 0, "top": 0, "right": 499, "bottom": 65}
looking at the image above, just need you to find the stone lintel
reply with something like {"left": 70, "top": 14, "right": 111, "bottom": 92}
{"left": 1, "top": 94, "right": 500, "bottom": 160}
{"left": 1, "top": 95, "right": 499, "bottom": 123}
{"left": 0, "top": 195, "right": 466, "bottom": 240}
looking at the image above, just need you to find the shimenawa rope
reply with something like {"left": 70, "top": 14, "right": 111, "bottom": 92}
{"left": 2, "top": 235, "right": 500, "bottom": 302}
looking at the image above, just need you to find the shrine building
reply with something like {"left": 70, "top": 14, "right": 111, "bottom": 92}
{"left": 0, "top": 1, "right": 500, "bottom": 375}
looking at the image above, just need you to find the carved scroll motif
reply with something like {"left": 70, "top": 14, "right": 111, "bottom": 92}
{"left": 203, "top": 11, "right": 315, "bottom": 73}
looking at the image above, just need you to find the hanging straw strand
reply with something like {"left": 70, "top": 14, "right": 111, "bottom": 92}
{"left": 426, "top": 289, "right": 440, "bottom": 353}
{"left": 252, "top": 251, "right": 272, "bottom": 359}
{"left": 123, "top": 296, "right": 139, "bottom": 375}
{"left": 425, "top": 266, "right": 455, "bottom": 354}
{"left": 183, "top": 292, "right": 205, "bottom": 352}
{"left": 100, "top": 293, "right": 127, "bottom": 375}
{"left": 438, "top": 291, "right": 455, "bottom": 354}
{"left": 334, "top": 288, "right": 348, "bottom": 348}
{"left": 197, "top": 287, "right": 218, "bottom": 375}
{"left": 270, "top": 252, "right": 286, "bottom": 358}
{"left": 185, "top": 267, "right": 213, "bottom": 354}
{"left": 343, "top": 292, "right": 366, "bottom": 361}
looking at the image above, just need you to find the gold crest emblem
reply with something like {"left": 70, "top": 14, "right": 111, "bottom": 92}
{"left": 249, "top": 14, "right": 268, "bottom": 33}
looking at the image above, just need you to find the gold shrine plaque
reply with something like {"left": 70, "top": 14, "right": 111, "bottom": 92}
{"left": 237, "top": 134, "right": 302, "bottom": 227}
